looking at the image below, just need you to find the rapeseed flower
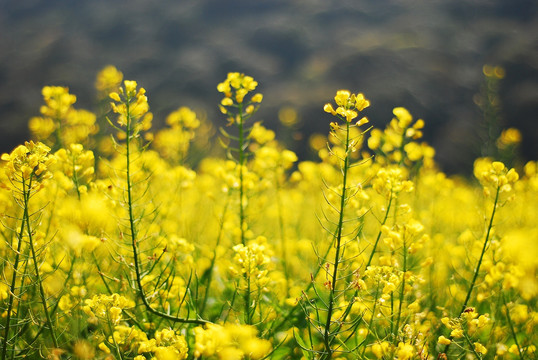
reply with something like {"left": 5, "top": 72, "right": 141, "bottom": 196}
{"left": 1, "top": 141, "right": 56, "bottom": 194}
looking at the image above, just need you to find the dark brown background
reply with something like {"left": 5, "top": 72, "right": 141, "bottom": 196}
{"left": 1, "top": 0, "right": 537, "bottom": 173}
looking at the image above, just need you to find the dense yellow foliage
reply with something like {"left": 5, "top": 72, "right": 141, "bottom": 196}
{"left": 0, "top": 67, "right": 535, "bottom": 359}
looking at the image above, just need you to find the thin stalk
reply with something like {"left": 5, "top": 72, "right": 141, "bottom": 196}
{"left": 26, "top": 192, "right": 59, "bottom": 348}
{"left": 237, "top": 104, "right": 246, "bottom": 246}
{"left": 502, "top": 293, "right": 525, "bottom": 360}
{"left": 275, "top": 178, "right": 290, "bottom": 297}
{"left": 271, "top": 128, "right": 370, "bottom": 337}
{"left": 366, "top": 192, "right": 393, "bottom": 268}
{"left": 245, "top": 255, "right": 252, "bottom": 324}
{"left": 72, "top": 154, "right": 81, "bottom": 200}
{"left": 462, "top": 331, "right": 483, "bottom": 360}
{"left": 443, "top": 185, "right": 500, "bottom": 354}
{"left": 1, "top": 180, "right": 29, "bottom": 360}
{"left": 360, "top": 285, "right": 381, "bottom": 358}
{"left": 106, "top": 314, "right": 125, "bottom": 360}
{"left": 52, "top": 119, "right": 63, "bottom": 152}
{"left": 322, "top": 121, "right": 351, "bottom": 360}
{"left": 460, "top": 186, "right": 500, "bottom": 313}
{"left": 390, "top": 292, "right": 394, "bottom": 336}
{"left": 394, "top": 236, "right": 407, "bottom": 341}
{"left": 235, "top": 105, "right": 254, "bottom": 324}
{"left": 199, "top": 191, "right": 231, "bottom": 317}
{"left": 123, "top": 97, "right": 206, "bottom": 325}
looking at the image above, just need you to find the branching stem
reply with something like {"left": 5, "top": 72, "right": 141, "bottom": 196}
{"left": 123, "top": 97, "right": 207, "bottom": 325}
{"left": 322, "top": 121, "right": 351, "bottom": 360}
{"left": 443, "top": 185, "right": 500, "bottom": 354}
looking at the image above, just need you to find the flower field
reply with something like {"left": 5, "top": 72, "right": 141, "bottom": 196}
{"left": 0, "top": 67, "right": 536, "bottom": 359}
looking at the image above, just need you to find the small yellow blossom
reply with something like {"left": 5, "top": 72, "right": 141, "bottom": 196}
{"left": 438, "top": 336, "right": 451, "bottom": 345}
{"left": 1, "top": 141, "right": 56, "bottom": 195}
{"left": 109, "top": 80, "right": 152, "bottom": 136}
{"left": 95, "top": 65, "right": 123, "bottom": 97}
{"left": 474, "top": 342, "right": 488, "bottom": 355}
{"left": 396, "top": 342, "right": 415, "bottom": 360}
{"left": 324, "top": 90, "right": 370, "bottom": 123}
{"left": 371, "top": 341, "right": 389, "bottom": 359}
{"left": 450, "top": 328, "right": 463, "bottom": 338}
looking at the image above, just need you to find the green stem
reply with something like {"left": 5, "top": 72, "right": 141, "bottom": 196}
{"left": 322, "top": 121, "right": 351, "bottom": 360}
{"left": 462, "top": 331, "right": 483, "bottom": 360}
{"left": 366, "top": 192, "right": 393, "bottom": 268}
{"left": 360, "top": 284, "right": 381, "bottom": 358}
{"left": 238, "top": 104, "right": 246, "bottom": 246}
{"left": 460, "top": 185, "right": 500, "bottom": 313}
{"left": 72, "top": 154, "right": 81, "bottom": 200}
{"left": 394, "top": 236, "right": 407, "bottom": 341}
{"left": 1, "top": 183, "right": 29, "bottom": 360}
{"left": 503, "top": 293, "right": 525, "bottom": 360}
{"left": 245, "top": 258, "right": 252, "bottom": 325}
{"left": 26, "top": 191, "right": 59, "bottom": 348}
{"left": 123, "top": 96, "right": 207, "bottom": 325}
{"left": 275, "top": 177, "right": 290, "bottom": 297}
{"left": 235, "top": 105, "right": 254, "bottom": 325}
{"left": 443, "top": 185, "right": 500, "bottom": 354}
{"left": 200, "top": 191, "right": 231, "bottom": 317}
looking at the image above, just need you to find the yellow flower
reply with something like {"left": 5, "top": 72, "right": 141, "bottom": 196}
{"left": 98, "top": 342, "right": 110, "bottom": 354}
{"left": 217, "top": 72, "right": 261, "bottom": 106}
{"left": 109, "top": 80, "right": 152, "bottom": 135}
{"left": 251, "top": 93, "right": 263, "bottom": 103}
{"left": 396, "top": 342, "right": 415, "bottom": 360}
{"left": 371, "top": 341, "right": 389, "bottom": 358}
{"left": 474, "top": 158, "right": 519, "bottom": 198}
{"left": 474, "top": 342, "right": 488, "bottom": 355}
{"left": 40, "top": 86, "right": 77, "bottom": 119}
{"left": 73, "top": 340, "right": 95, "bottom": 360}
{"left": 325, "top": 90, "right": 370, "bottom": 123}
{"left": 393, "top": 107, "right": 413, "bottom": 128}
{"left": 29, "top": 116, "right": 56, "bottom": 140}
{"left": 1, "top": 141, "right": 56, "bottom": 194}
{"left": 438, "top": 336, "right": 451, "bottom": 345}
{"left": 96, "top": 65, "right": 123, "bottom": 98}
{"left": 450, "top": 328, "right": 463, "bottom": 338}
{"left": 324, "top": 103, "right": 337, "bottom": 115}
{"left": 372, "top": 167, "right": 414, "bottom": 198}
{"left": 250, "top": 122, "right": 275, "bottom": 144}
{"left": 497, "top": 128, "right": 522, "bottom": 148}
{"left": 230, "top": 236, "right": 272, "bottom": 290}
{"left": 109, "top": 92, "right": 121, "bottom": 102}
{"left": 221, "top": 97, "right": 234, "bottom": 106}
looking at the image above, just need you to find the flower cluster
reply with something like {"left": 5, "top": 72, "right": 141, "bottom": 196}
{"left": 1, "top": 141, "right": 56, "bottom": 194}
{"left": 95, "top": 65, "right": 124, "bottom": 99}
{"left": 154, "top": 106, "right": 201, "bottom": 162}
{"left": 137, "top": 328, "right": 189, "bottom": 360}
{"left": 53, "top": 143, "right": 95, "bottom": 194}
{"left": 0, "top": 67, "right": 535, "bottom": 359}
{"left": 230, "top": 236, "right": 273, "bottom": 290}
{"left": 29, "top": 86, "right": 98, "bottom": 148}
{"left": 323, "top": 90, "right": 370, "bottom": 123}
{"left": 372, "top": 167, "right": 414, "bottom": 198}
{"left": 474, "top": 158, "right": 519, "bottom": 196}
{"left": 82, "top": 293, "right": 135, "bottom": 325}
{"left": 194, "top": 323, "right": 271, "bottom": 359}
{"left": 367, "top": 107, "right": 434, "bottom": 167}
{"left": 217, "top": 72, "right": 263, "bottom": 124}
{"left": 109, "top": 80, "right": 152, "bottom": 137}
{"left": 439, "top": 309, "right": 491, "bottom": 355}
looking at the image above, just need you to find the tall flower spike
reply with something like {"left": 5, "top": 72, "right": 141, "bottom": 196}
{"left": 324, "top": 90, "right": 370, "bottom": 123}
{"left": 109, "top": 80, "right": 152, "bottom": 136}
{"left": 217, "top": 72, "right": 262, "bottom": 124}
{"left": 1, "top": 141, "right": 56, "bottom": 194}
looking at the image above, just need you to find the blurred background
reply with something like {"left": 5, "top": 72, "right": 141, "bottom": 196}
{"left": 0, "top": 0, "right": 536, "bottom": 174}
